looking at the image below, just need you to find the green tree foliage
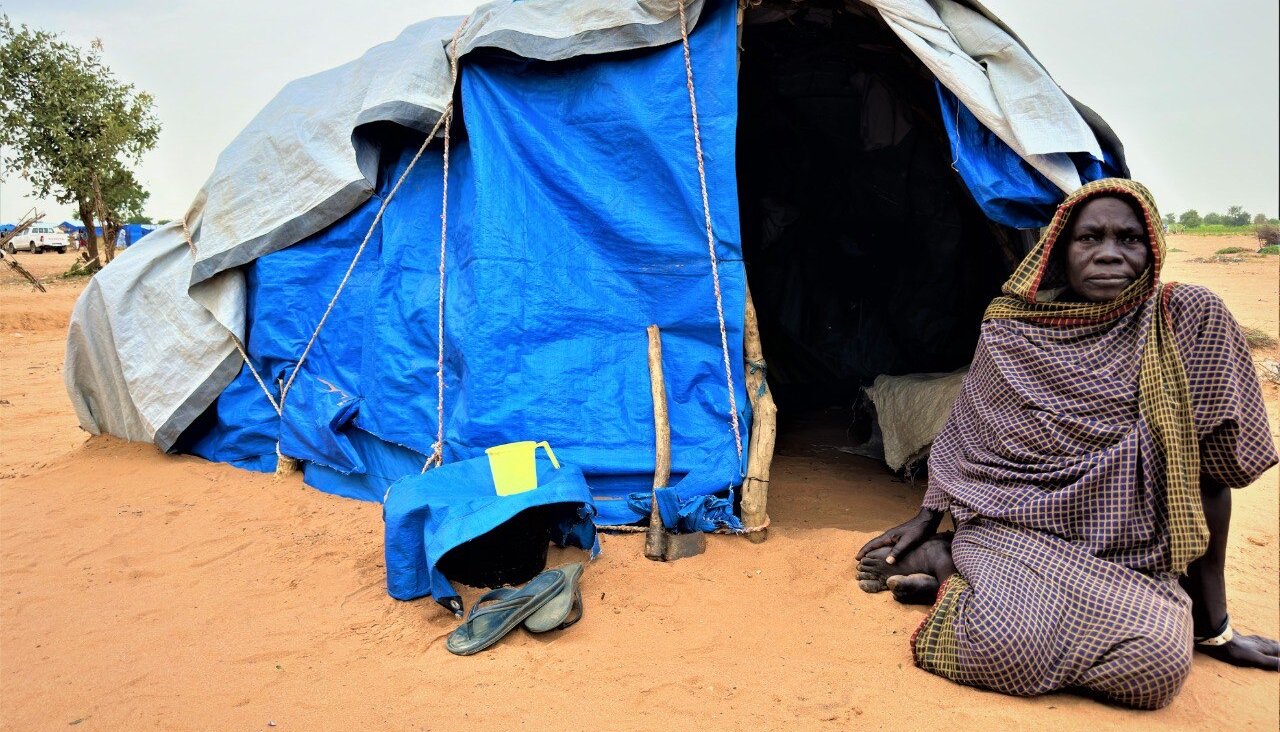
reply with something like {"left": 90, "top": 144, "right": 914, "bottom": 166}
{"left": 1252, "top": 213, "right": 1267, "bottom": 226}
{"left": 0, "top": 16, "right": 160, "bottom": 268}
{"left": 1162, "top": 213, "right": 1176, "bottom": 227}
{"left": 126, "top": 215, "right": 153, "bottom": 225}
{"left": 1178, "top": 209, "right": 1202, "bottom": 228}
{"left": 1203, "top": 212, "right": 1224, "bottom": 226}
{"left": 1224, "top": 205, "right": 1251, "bottom": 227}
{"left": 97, "top": 165, "right": 150, "bottom": 249}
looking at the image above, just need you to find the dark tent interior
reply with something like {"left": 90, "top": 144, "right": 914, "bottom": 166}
{"left": 736, "top": 1, "right": 1031, "bottom": 444}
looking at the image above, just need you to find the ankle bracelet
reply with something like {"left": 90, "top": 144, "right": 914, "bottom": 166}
{"left": 1195, "top": 614, "right": 1233, "bottom": 647}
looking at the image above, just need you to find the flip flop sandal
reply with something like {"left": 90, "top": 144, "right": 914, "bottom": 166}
{"left": 524, "top": 563, "right": 584, "bottom": 633}
{"left": 449, "top": 564, "right": 584, "bottom": 634}
{"left": 446, "top": 567, "right": 567, "bottom": 656}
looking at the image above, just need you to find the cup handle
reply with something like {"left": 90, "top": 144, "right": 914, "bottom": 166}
{"left": 536, "top": 441, "right": 561, "bottom": 470}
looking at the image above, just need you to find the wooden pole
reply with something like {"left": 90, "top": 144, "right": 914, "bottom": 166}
{"left": 0, "top": 212, "right": 49, "bottom": 293}
{"left": 274, "top": 377, "right": 300, "bottom": 479}
{"left": 741, "top": 287, "right": 776, "bottom": 543}
{"left": 644, "top": 324, "right": 672, "bottom": 560}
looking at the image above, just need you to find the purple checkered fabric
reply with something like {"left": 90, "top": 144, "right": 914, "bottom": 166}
{"left": 913, "top": 284, "right": 1277, "bottom": 709}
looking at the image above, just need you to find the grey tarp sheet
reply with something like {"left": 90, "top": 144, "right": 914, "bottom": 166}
{"left": 65, "top": 0, "right": 1117, "bottom": 450}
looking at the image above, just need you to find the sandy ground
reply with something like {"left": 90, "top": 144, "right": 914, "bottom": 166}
{"left": 1, "top": 238, "right": 1277, "bottom": 731}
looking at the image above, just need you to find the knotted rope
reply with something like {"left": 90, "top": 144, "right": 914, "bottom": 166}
{"left": 182, "top": 16, "right": 472, "bottom": 483}
{"left": 677, "top": 0, "right": 742, "bottom": 462}
{"left": 596, "top": 515, "right": 768, "bottom": 534}
{"left": 421, "top": 20, "right": 468, "bottom": 474}
{"left": 594, "top": 4, "right": 751, "bottom": 533}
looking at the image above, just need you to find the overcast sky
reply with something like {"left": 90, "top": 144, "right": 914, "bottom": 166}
{"left": 1, "top": 0, "right": 1276, "bottom": 224}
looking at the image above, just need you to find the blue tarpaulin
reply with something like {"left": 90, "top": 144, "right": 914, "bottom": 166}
{"left": 936, "top": 83, "right": 1123, "bottom": 229}
{"left": 182, "top": 0, "right": 747, "bottom": 533}
{"left": 122, "top": 223, "right": 157, "bottom": 246}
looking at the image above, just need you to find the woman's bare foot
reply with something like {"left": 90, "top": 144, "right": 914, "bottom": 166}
{"left": 856, "top": 532, "right": 954, "bottom": 603}
{"left": 886, "top": 574, "right": 940, "bottom": 605}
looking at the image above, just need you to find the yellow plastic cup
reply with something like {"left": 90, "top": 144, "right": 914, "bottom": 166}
{"left": 485, "top": 441, "right": 560, "bottom": 496}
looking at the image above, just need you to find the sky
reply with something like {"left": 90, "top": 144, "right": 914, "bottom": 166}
{"left": 1, "top": 0, "right": 1277, "bottom": 224}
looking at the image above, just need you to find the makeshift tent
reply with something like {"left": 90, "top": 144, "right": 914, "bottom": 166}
{"left": 65, "top": 0, "right": 1128, "bottom": 540}
{"left": 58, "top": 219, "right": 138, "bottom": 246}
{"left": 121, "top": 223, "right": 157, "bottom": 247}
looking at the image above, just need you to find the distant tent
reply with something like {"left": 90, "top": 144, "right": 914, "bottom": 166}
{"left": 56, "top": 219, "right": 141, "bottom": 246}
{"left": 66, "top": 0, "right": 1127, "bottom": 535}
{"left": 121, "top": 223, "right": 157, "bottom": 247}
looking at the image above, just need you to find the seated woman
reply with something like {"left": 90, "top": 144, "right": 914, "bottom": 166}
{"left": 856, "top": 178, "right": 1279, "bottom": 709}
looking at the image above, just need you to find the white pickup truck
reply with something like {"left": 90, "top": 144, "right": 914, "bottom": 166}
{"left": 5, "top": 224, "right": 69, "bottom": 254}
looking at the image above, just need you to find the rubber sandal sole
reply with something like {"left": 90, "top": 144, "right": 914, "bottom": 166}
{"left": 446, "top": 567, "right": 567, "bottom": 655}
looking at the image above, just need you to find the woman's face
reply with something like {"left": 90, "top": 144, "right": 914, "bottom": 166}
{"left": 1063, "top": 196, "right": 1151, "bottom": 302}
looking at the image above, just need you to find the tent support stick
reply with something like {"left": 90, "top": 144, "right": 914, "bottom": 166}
{"left": 741, "top": 287, "right": 775, "bottom": 543}
{"left": 644, "top": 325, "right": 672, "bottom": 560}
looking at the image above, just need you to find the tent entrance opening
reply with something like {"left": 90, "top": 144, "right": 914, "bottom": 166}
{"left": 736, "top": 2, "right": 1022, "bottom": 445}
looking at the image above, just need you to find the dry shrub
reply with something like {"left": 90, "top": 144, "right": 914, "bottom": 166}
{"left": 1256, "top": 222, "right": 1280, "bottom": 248}
{"left": 1243, "top": 326, "right": 1278, "bottom": 350}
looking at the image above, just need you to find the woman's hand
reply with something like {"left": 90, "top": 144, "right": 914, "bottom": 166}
{"left": 1198, "top": 633, "right": 1280, "bottom": 671}
{"left": 856, "top": 508, "right": 944, "bottom": 565}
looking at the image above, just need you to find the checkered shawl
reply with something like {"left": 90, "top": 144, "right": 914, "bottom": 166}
{"left": 912, "top": 179, "right": 1278, "bottom": 705}
{"left": 982, "top": 178, "right": 1205, "bottom": 573}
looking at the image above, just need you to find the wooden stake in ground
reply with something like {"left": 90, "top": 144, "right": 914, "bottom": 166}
{"left": 644, "top": 324, "right": 672, "bottom": 560}
{"left": 741, "top": 288, "right": 776, "bottom": 543}
{"left": 0, "top": 212, "right": 49, "bottom": 293}
{"left": 273, "top": 378, "right": 300, "bottom": 479}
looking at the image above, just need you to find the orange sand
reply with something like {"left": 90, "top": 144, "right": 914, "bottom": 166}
{"left": 1, "top": 239, "right": 1276, "bottom": 730}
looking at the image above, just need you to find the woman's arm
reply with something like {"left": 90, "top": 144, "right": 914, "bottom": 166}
{"left": 1180, "top": 476, "right": 1280, "bottom": 670}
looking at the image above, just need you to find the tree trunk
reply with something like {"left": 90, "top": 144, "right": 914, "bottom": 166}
{"left": 102, "top": 221, "right": 121, "bottom": 263}
{"left": 91, "top": 175, "right": 115, "bottom": 265}
{"left": 76, "top": 201, "right": 102, "bottom": 272}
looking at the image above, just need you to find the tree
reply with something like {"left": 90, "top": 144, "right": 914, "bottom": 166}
{"left": 1178, "top": 209, "right": 1202, "bottom": 228}
{"left": 126, "top": 214, "right": 153, "bottom": 225}
{"left": 96, "top": 165, "right": 150, "bottom": 251}
{"left": 1225, "top": 205, "right": 1250, "bottom": 227}
{"left": 1252, "top": 213, "right": 1267, "bottom": 226}
{"left": 1203, "top": 212, "right": 1224, "bottom": 226}
{"left": 1162, "top": 213, "right": 1176, "bottom": 228}
{"left": 0, "top": 17, "right": 159, "bottom": 269}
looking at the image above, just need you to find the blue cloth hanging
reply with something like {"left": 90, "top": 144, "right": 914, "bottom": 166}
{"left": 382, "top": 454, "right": 599, "bottom": 607}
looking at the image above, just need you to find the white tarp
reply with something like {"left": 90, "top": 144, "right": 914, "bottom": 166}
{"left": 870, "top": 0, "right": 1103, "bottom": 193}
